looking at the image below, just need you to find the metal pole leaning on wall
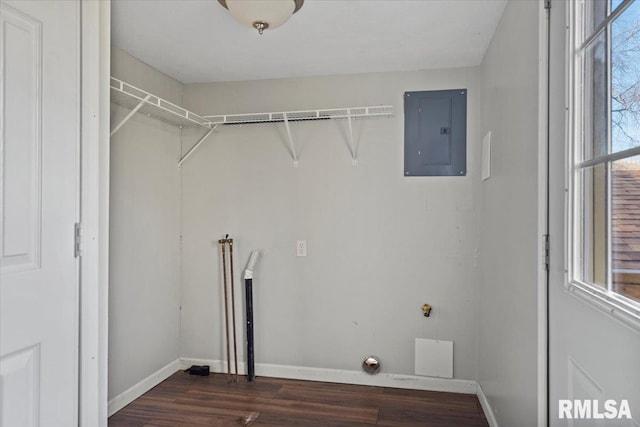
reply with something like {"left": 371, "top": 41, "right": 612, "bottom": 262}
{"left": 218, "top": 237, "right": 232, "bottom": 382}
{"left": 243, "top": 251, "right": 260, "bottom": 381}
{"left": 228, "top": 239, "right": 239, "bottom": 383}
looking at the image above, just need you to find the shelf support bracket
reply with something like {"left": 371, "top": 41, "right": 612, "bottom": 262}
{"left": 110, "top": 95, "right": 151, "bottom": 136}
{"left": 346, "top": 109, "right": 357, "bottom": 166}
{"left": 283, "top": 113, "right": 299, "bottom": 167}
{"left": 178, "top": 125, "right": 218, "bottom": 167}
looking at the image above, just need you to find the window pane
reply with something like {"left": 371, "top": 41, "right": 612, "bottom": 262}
{"left": 585, "top": 0, "right": 609, "bottom": 40}
{"left": 582, "top": 32, "right": 609, "bottom": 161}
{"left": 612, "top": 0, "right": 625, "bottom": 12}
{"left": 612, "top": 156, "right": 640, "bottom": 303}
{"left": 611, "top": 0, "right": 640, "bottom": 154}
{"left": 580, "top": 163, "right": 608, "bottom": 287}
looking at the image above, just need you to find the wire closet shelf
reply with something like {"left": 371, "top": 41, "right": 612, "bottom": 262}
{"left": 204, "top": 106, "right": 393, "bottom": 125}
{"left": 110, "top": 76, "right": 393, "bottom": 166}
{"left": 110, "top": 77, "right": 216, "bottom": 132}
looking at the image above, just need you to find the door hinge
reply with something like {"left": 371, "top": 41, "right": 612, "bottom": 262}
{"left": 544, "top": 0, "right": 551, "bottom": 10}
{"left": 74, "top": 222, "right": 82, "bottom": 258}
{"left": 544, "top": 234, "right": 550, "bottom": 271}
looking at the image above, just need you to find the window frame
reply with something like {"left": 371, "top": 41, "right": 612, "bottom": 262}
{"left": 567, "top": 0, "right": 640, "bottom": 328}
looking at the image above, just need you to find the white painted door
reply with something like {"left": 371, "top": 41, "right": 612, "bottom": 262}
{"left": 1, "top": 1, "right": 80, "bottom": 426}
{"left": 548, "top": 2, "right": 640, "bottom": 426}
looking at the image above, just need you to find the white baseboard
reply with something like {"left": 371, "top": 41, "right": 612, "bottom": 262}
{"left": 108, "top": 358, "right": 181, "bottom": 417}
{"left": 477, "top": 381, "right": 499, "bottom": 427}
{"left": 108, "top": 357, "right": 495, "bottom": 422}
{"left": 108, "top": 356, "right": 500, "bottom": 423}
{"left": 179, "top": 357, "right": 477, "bottom": 394}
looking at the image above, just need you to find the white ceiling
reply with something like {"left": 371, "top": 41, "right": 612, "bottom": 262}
{"left": 112, "top": 0, "right": 507, "bottom": 84}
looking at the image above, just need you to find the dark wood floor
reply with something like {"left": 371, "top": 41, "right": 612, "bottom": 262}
{"left": 109, "top": 371, "right": 489, "bottom": 426}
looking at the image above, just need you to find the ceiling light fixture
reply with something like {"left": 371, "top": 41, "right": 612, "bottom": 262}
{"left": 217, "top": 0, "right": 304, "bottom": 35}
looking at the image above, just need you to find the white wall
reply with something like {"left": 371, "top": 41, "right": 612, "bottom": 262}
{"left": 108, "top": 48, "right": 183, "bottom": 399}
{"left": 548, "top": 2, "right": 640, "bottom": 425}
{"left": 111, "top": 48, "right": 183, "bottom": 106}
{"left": 180, "top": 69, "right": 482, "bottom": 380}
{"left": 477, "top": 1, "right": 542, "bottom": 425}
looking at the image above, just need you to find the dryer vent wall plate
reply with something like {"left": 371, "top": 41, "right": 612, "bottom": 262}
{"left": 414, "top": 338, "right": 453, "bottom": 378}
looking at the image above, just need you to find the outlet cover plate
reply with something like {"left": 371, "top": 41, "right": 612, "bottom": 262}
{"left": 296, "top": 240, "right": 307, "bottom": 257}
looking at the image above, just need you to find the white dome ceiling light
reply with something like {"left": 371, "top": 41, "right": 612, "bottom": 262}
{"left": 217, "top": 0, "right": 304, "bottom": 35}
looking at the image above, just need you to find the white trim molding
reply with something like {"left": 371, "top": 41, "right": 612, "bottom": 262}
{"left": 536, "top": 0, "right": 550, "bottom": 424}
{"left": 564, "top": 0, "right": 640, "bottom": 333}
{"left": 79, "top": 1, "right": 111, "bottom": 426}
{"left": 179, "top": 357, "right": 476, "bottom": 394}
{"left": 107, "top": 359, "right": 181, "bottom": 417}
{"left": 477, "top": 382, "right": 499, "bottom": 427}
{"left": 565, "top": 282, "right": 640, "bottom": 332}
{"left": 107, "top": 357, "right": 496, "bottom": 422}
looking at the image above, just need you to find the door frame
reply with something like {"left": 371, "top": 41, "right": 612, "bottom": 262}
{"left": 79, "top": 1, "right": 110, "bottom": 426}
{"left": 537, "top": 1, "right": 551, "bottom": 426}
{"left": 76, "top": 1, "right": 556, "bottom": 425}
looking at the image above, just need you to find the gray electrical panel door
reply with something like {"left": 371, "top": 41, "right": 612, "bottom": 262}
{"left": 404, "top": 89, "right": 467, "bottom": 176}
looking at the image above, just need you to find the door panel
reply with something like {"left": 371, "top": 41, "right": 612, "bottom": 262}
{"left": 1, "top": 1, "right": 80, "bottom": 425}
{"left": 0, "top": 345, "right": 39, "bottom": 426}
{"left": 548, "top": 2, "right": 640, "bottom": 426}
{"left": 1, "top": 4, "right": 41, "bottom": 273}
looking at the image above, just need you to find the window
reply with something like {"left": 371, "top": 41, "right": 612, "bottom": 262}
{"left": 570, "top": 0, "right": 640, "bottom": 319}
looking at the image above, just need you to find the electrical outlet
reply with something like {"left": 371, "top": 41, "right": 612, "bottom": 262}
{"left": 296, "top": 240, "right": 307, "bottom": 257}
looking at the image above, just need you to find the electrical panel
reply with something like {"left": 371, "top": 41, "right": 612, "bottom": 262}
{"left": 404, "top": 89, "right": 467, "bottom": 176}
